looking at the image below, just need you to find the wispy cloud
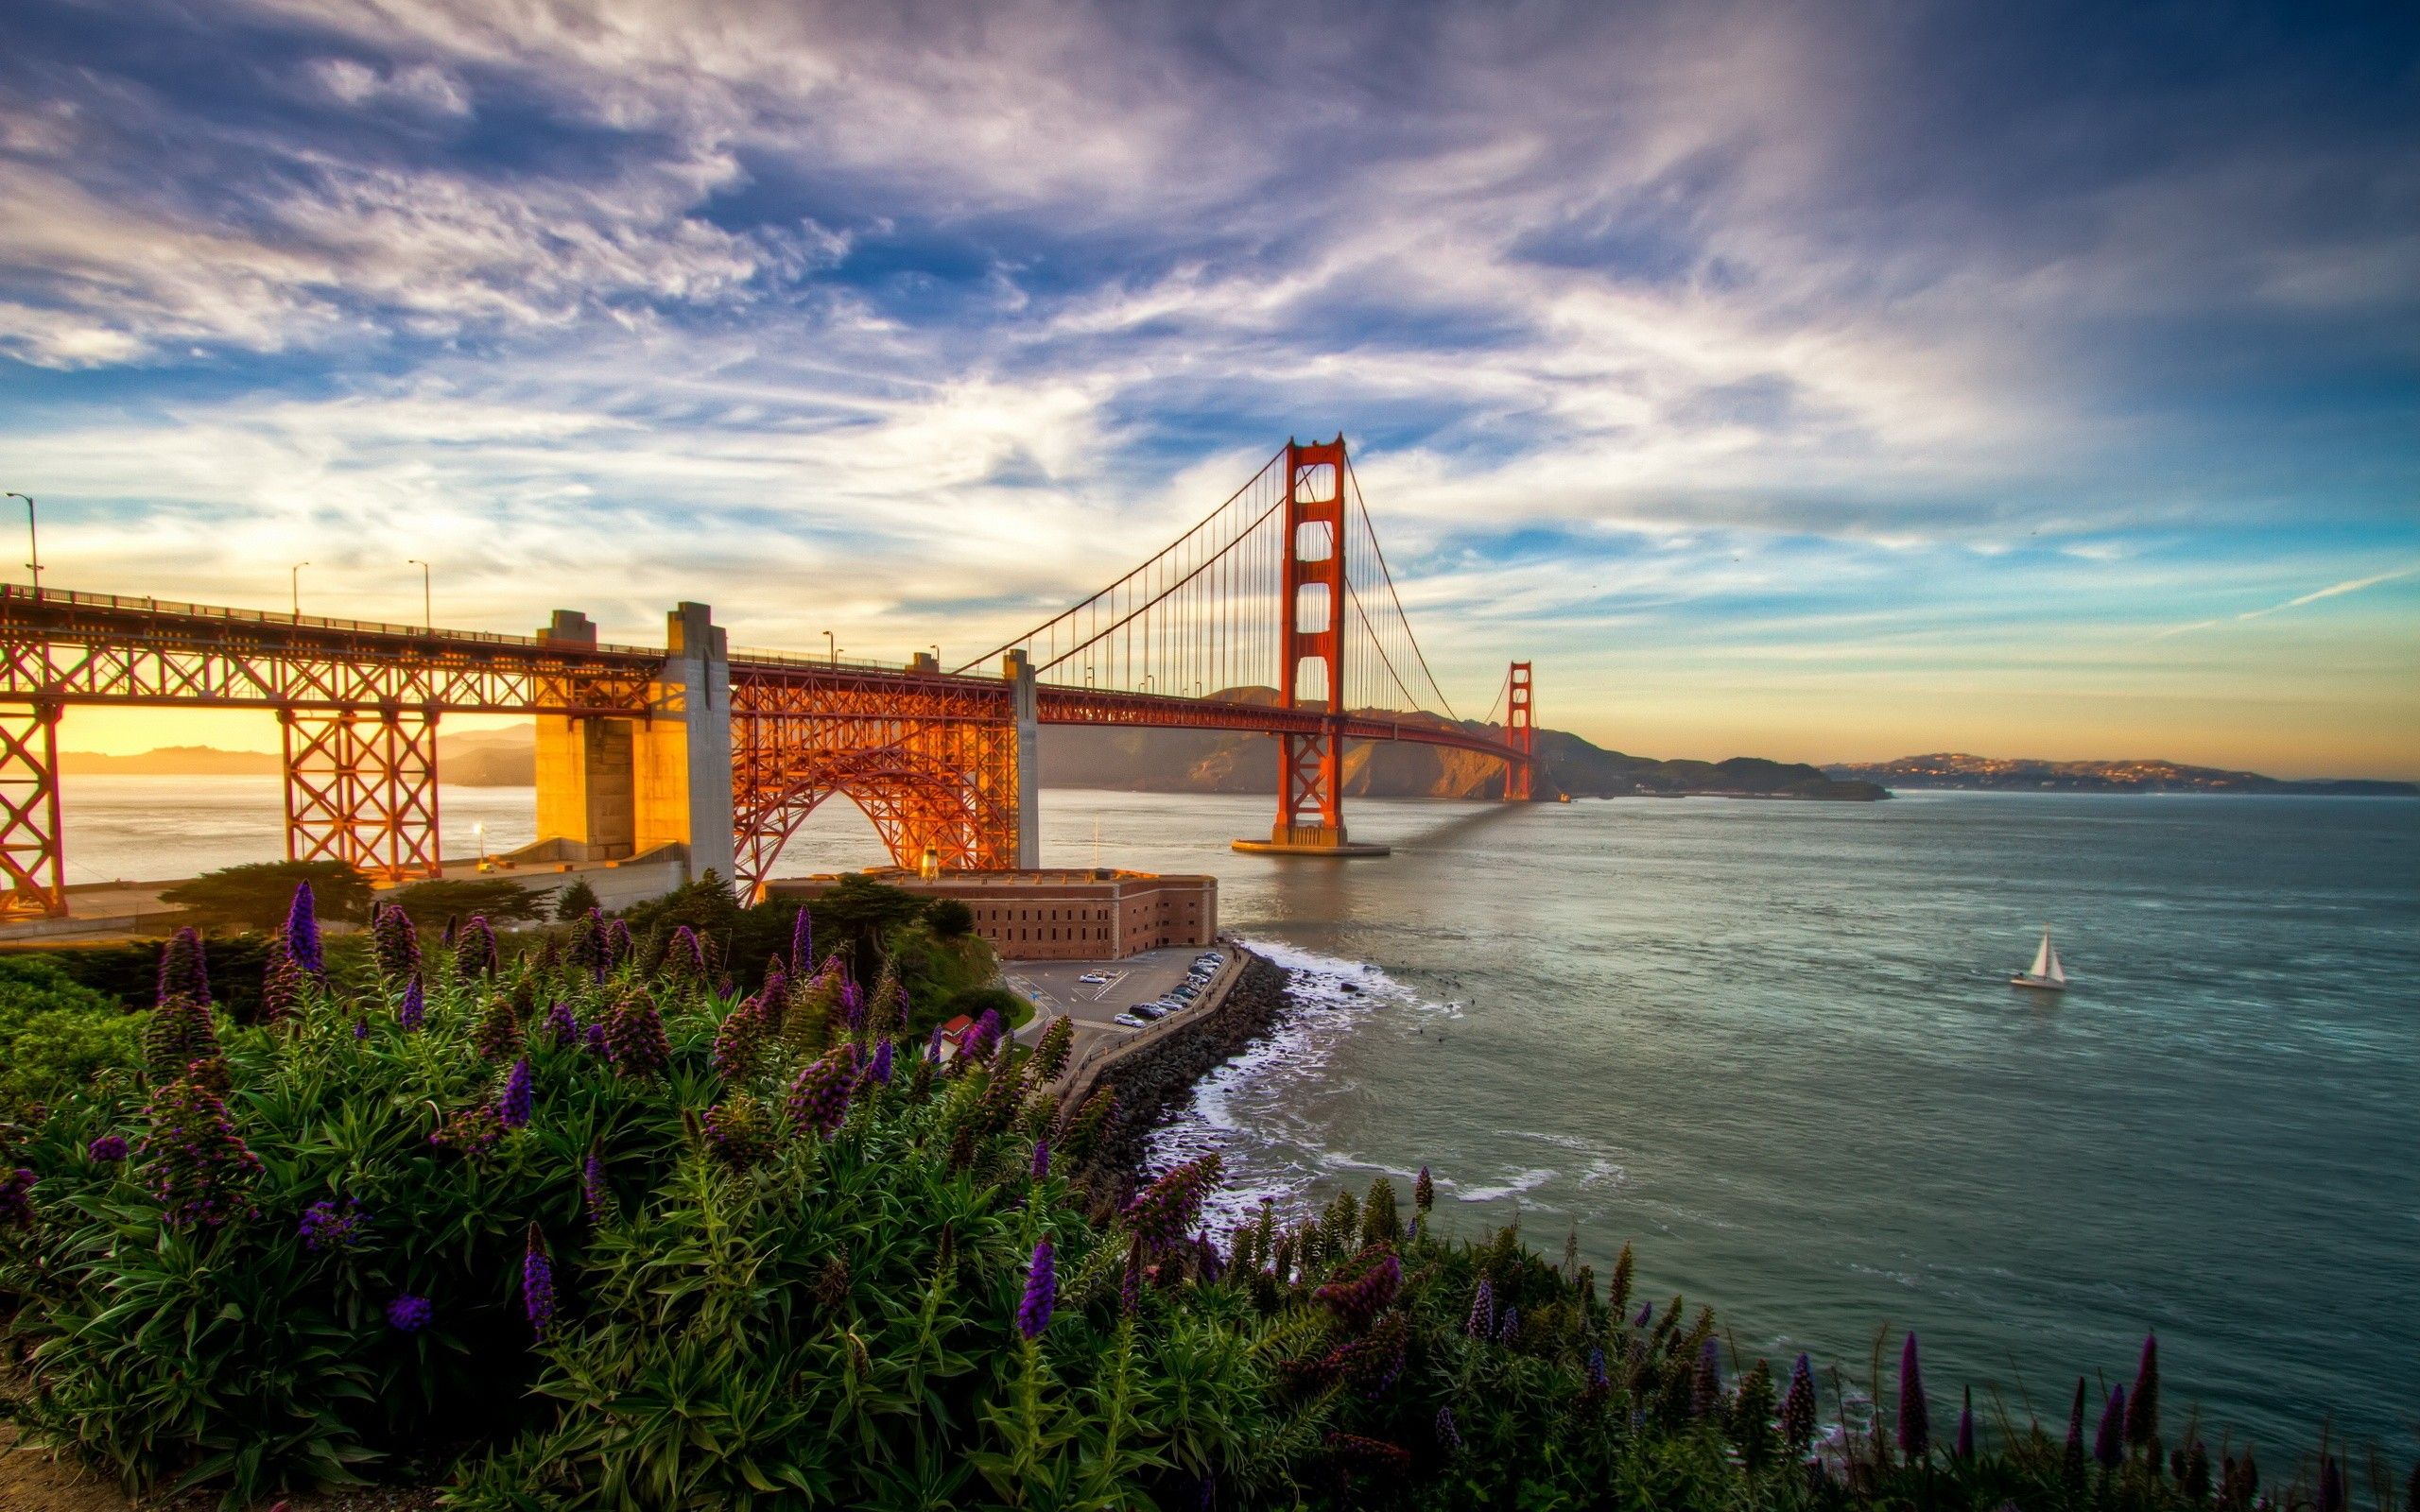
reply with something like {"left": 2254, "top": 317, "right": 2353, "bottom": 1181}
{"left": 0, "top": 0, "right": 2414, "bottom": 770}
{"left": 2155, "top": 563, "right": 2420, "bottom": 638}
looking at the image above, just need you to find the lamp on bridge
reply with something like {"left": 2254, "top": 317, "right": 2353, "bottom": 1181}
{"left": 919, "top": 844, "right": 941, "bottom": 882}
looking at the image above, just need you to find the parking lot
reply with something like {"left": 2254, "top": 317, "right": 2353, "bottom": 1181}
{"left": 1001, "top": 944, "right": 1232, "bottom": 1043}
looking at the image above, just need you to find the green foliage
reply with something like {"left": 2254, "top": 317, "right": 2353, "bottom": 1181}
{"left": 158, "top": 860, "right": 372, "bottom": 932}
{"left": 11, "top": 935, "right": 279, "bottom": 1020}
{"left": 0, "top": 937, "right": 2354, "bottom": 1511}
{"left": 387, "top": 877, "right": 556, "bottom": 928}
{"left": 552, "top": 878, "right": 601, "bottom": 921}
{"left": 935, "top": 985, "right": 1031, "bottom": 1037}
{"left": 0, "top": 955, "right": 139, "bottom": 1115}
{"left": 925, "top": 897, "right": 976, "bottom": 938}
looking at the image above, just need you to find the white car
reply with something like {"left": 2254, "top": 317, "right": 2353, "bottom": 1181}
{"left": 1113, "top": 1013, "right": 1147, "bottom": 1028}
{"left": 1077, "top": 971, "right": 1112, "bottom": 985}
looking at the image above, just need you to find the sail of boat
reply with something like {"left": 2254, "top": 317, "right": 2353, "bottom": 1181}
{"left": 2014, "top": 926, "right": 2067, "bottom": 989}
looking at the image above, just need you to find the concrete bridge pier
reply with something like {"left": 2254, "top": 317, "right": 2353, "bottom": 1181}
{"left": 533, "top": 603, "right": 733, "bottom": 887}
{"left": 1006, "top": 647, "right": 1040, "bottom": 868}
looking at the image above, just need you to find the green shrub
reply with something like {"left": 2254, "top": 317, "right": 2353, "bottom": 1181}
{"left": 925, "top": 897, "right": 977, "bottom": 938}
{"left": 0, "top": 955, "right": 139, "bottom": 1115}
{"left": 934, "top": 984, "right": 1031, "bottom": 1037}
{"left": 385, "top": 877, "right": 555, "bottom": 928}
{"left": 157, "top": 860, "right": 371, "bottom": 932}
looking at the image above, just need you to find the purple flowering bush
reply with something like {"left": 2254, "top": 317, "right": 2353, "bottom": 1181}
{"left": 0, "top": 898, "right": 2378, "bottom": 1512}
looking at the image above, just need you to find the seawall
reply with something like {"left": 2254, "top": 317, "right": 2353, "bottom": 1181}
{"left": 1058, "top": 945, "right": 1293, "bottom": 1205}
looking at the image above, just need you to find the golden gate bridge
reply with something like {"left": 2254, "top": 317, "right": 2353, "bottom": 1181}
{"left": 0, "top": 437, "right": 1536, "bottom": 919}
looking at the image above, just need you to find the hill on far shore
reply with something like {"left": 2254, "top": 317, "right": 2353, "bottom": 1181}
{"left": 1825, "top": 751, "right": 2416, "bottom": 797}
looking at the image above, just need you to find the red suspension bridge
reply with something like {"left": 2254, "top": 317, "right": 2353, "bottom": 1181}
{"left": 0, "top": 437, "right": 1536, "bottom": 919}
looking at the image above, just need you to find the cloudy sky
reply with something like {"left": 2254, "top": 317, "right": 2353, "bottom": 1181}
{"left": 3, "top": 0, "right": 2414, "bottom": 775}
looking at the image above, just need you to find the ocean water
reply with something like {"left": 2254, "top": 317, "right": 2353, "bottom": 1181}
{"left": 44, "top": 777, "right": 2420, "bottom": 1456}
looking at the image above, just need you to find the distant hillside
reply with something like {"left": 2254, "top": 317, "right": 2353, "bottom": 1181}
{"left": 62, "top": 728, "right": 539, "bottom": 786}
{"left": 60, "top": 745, "right": 279, "bottom": 776}
{"left": 1825, "top": 752, "right": 2417, "bottom": 797}
{"left": 1044, "top": 688, "right": 1885, "bottom": 800}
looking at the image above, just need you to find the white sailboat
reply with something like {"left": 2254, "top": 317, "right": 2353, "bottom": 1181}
{"left": 2010, "top": 926, "right": 2067, "bottom": 991}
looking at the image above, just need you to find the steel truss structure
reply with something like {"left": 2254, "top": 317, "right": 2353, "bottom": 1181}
{"left": 729, "top": 666, "right": 1023, "bottom": 890}
{"left": 0, "top": 699, "right": 64, "bottom": 919}
{"left": 281, "top": 707, "right": 443, "bottom": 881}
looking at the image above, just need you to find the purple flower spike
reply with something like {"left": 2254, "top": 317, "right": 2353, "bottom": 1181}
{"left": 1586, "top": 1345, "right": 1610, "bottom": 1389}
{"left": 1955, "top": 1385, "right": 1976, "bottom": 1460}
{"left": 284, "top": 882, "right": 323, "bottom": 975}
{"left": 1781, "top": 1352, "right": 1819, "bottom": 1453}
{"left": 840, "top": 978, "right": 865, "bottom": 1031}
{"left": 498, "top": 1057, "right": 533, "bottom": 1129}
{"left": 789, "top": 906, "right": 813, "bottom": 980}
{"left": 1434, "top": 1405, "right": 1463, "bottom": 1451}
{"left": 925, "top": 1024, "right": 946, "bottom": 1063}
{"left": 398, "top": 974, "right": 425, "bottom": 1030}
{"left": 1017, "top": 1239, "right": 1056, "bottom": 1339}
{"left": 385, "top": 1293, "right": 433, "bottom": 1332}
{"left": 0, "top": 1168, "right": 35, "bottom": 1229}
{"left": 1692, "top": 1335, "right": 1721, "bottom": 1416}
{"left": 158, "top": 925, "right": 212, "bottom": 1005}
{"left": 2094, "top": 1385, "right": 2127, "bottom": 1469}
{"left": 1465, "top": 1279, "right": 1495, "bottom": 1338}
{"left": 523, "top": 1225, "right": 556, "bottom": 1339}
{"left": 580, "top": 1150, "right": 611, "bottom": 1226}
{"left": 299, "top": 1197, "right": 367, "bottom": 1253}
{"left": 86, "top": 1134, "right": 129, "bottom": 1162}
{"left": 1634, "top": 1300, "right": 1652, "bottom": 1328}
{"left": 1896, "top": 1332, "right": 1929, "bottom": 1459}
{"left": 544, "top": 1000, "right": 579, "bottom": 1048}
{"left": 2127, "top": 1332, "right": 2160, "bottom": 1450}
{"left": 1496, "top": 1303, "right": 1520, "bottom": 1344}
{"left": 870, "top": 1037, "right": 894, "bottom": 1086}
{"left": 1030, "top": 1138, "right": 1049, "bottom": 1179}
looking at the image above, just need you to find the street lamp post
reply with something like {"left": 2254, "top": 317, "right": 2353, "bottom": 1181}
{"left": 4, "top": 493, "right": 36, "bottom": 592}
{"left": 406, "top": 558, "right": 431, "bottom": 629}
{"left": 290, "top": 561, "right": 310, "bottom": 618}
{"left": 823, "top": 630, "right": 837, "bottom": 667}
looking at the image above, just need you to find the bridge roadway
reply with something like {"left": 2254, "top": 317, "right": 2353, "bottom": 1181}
{"left": 0, "top": 584, "right": 1530, "bottom": 918}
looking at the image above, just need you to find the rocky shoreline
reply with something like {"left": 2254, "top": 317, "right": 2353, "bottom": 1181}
{"left": 1079, "top": 946, "right": 1294, "bottom": 1205}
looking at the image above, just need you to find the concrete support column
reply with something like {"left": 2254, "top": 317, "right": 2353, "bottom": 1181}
{"left": 533, "top": 610, "right": 637, "bottom": 863}
{"left": 1005, "top": 648, "right": 1039, "bottom": 868}
{"left": 648, "top": 602, "right": 735, "bottom": 886}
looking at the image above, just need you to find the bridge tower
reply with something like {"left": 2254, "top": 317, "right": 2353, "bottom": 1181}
{"left": 1235, "top": 437, "right": 1391, "bottom": 857}
{"left": 1504, "top": 661, "right": 1537, "bottom": 800}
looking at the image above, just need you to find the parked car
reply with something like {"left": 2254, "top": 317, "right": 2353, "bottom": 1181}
{"left": 1129, "top": 1004, "right": 1167, "bottom": 1021}
{"left": 1077, "top": 971, "right": 1112, "bottom": 985}
{"left": 1113, "top": 1013, "right": 1147, "bottom": 1028}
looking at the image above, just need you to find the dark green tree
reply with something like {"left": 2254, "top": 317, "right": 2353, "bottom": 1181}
{"left": 157, "top": 860, "right": 370, "bottom": 932}
{"left": 925, "top": 897, "right": 976, "bottom": 938}
{"left": 552, "top": 877, "right": 601, "bottom": 921}
{"left": 385, "top": 878, "right": 553, "bottom": 929}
